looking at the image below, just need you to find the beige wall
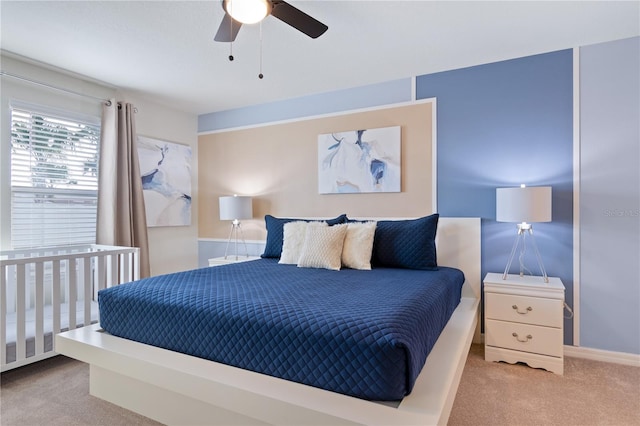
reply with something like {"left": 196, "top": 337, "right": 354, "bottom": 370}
{"left": 198, "top": 101, "right": 434, "bottom": 241}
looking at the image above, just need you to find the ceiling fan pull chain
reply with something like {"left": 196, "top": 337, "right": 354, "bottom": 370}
{"left": 258, "top": 22, "right": 264, "bottom": 79}
{"left": 228, "top": 8, "right": 234, "bottom": 61}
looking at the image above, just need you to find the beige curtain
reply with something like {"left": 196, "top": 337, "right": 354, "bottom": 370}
{"left": 97, "top": 100, "right": 151, "bottom": 278}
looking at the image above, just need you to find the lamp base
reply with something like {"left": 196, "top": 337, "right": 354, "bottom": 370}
{"left": 224, "top": 220, "right": 249, "bottom": 260}
{"left": 502, "top": 223, "right": 549, "bottom": 283}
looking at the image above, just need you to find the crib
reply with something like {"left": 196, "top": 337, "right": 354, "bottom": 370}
{"left": 1, "top": 244, "right": 139, "bottom": 372}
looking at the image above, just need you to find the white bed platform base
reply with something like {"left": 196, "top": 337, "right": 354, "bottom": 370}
{"left": 1, "top": 244, "right": 139, "bottom": 372}
{"left": 56, "top": 217, "right": 481, "bottom": 426}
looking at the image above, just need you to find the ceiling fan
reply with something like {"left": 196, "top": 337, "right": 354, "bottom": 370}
{"left": 214, "top": 0, "right": 328, "bottom": 42}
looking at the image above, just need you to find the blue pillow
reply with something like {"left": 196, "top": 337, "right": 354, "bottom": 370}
{"left": 371, "top": 214, "right": 439, "bottom": 270}
{"left": 261, "top": 214, "right": 348, "bottom": 258}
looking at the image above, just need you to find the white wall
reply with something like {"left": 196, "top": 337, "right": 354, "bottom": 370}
{"left": 1, "top": 54, "right": 198, "bottom": 276}
{"left": 1, "top": 54, "right": 114, "bottom": 251}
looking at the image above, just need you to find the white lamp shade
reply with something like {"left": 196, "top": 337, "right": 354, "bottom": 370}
{"left": 224, "top": 0, "right": 271, "bottom": 24}
{"left": 496, "top": 186, "right": 552, "bottom": 223}
{"left": 219, "top": 196, "right": 253, "bottom": 221}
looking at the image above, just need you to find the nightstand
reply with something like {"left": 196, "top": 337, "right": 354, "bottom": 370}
{"left": 208, "top": 256, "right": 260, "bottom": 267}
{"left": 484, "top": 272, "right": 565, "bottom": 374}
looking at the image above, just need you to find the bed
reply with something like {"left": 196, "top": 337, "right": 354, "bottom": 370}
{"left": 56, "top": 216, "right": 480, "bottom": 425}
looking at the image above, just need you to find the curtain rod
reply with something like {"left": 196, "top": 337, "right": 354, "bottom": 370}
{"left": 1, "top": 70, "right": 112, "bottom": 105}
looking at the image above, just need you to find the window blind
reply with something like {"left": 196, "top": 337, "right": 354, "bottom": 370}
{"left": 10, "top": 107, "right": 100, "bottom": 249}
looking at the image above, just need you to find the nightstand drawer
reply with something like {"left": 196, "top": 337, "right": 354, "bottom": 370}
{"left": 485, "top": 319, "right": 563, "bottom": 358}
{"left": 485, "top": 293, "right": 563, "bottom": 328}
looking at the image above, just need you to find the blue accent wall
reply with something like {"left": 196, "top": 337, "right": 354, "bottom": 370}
{"left": 416, "top": 50, "right": 575, "bottom": 343}
{"left": 580, "top": 37, "right": 640, "bottom": 354}
{"left": 198, "top": 46, "right": 640, "bottom": 351}
{"left": 198, "top": 78, "right": 413, "bottom": 133}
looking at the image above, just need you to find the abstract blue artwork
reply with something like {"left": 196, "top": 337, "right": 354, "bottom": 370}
{"left": 318, "top": 126, "right": 401, "bottom": 194}
{"left": 138, "top": 136, "right": 192, "bottom": 227}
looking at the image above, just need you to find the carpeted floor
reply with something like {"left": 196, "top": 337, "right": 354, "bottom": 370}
{"left": 0, "top": 354, "right": 158, "bottom": 426}
{"left": 449, "top": 344, "right": 640, "bottom": 425}
{"left": 1, "top": 344, "right": 639, "bottom": 425}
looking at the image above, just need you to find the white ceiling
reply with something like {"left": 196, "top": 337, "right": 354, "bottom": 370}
{"left": 1, "top": 1, "right": 638, "bottom": 115}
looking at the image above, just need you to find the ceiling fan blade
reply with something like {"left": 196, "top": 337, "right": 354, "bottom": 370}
{"left": 214, "top": 12, "right": 242, "bottom": 42}
{"left": 270, "top": 1, "right": 328, "bottom": 39}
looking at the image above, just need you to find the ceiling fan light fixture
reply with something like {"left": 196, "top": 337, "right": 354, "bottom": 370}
{"left": 224, "top": 0, "right": 271, "bottom": 25}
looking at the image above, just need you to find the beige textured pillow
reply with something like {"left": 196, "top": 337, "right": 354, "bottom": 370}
{"left": 279, "top": 221, "right": 327, "bottom": 265}
{"left": 342, "top": 221, "right": 377, "bottom": 270}
{"left": 297, "top": 224, "right": 348, "bottom": 271}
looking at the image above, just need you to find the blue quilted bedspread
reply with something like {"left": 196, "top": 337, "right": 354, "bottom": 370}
{"left": 98, "top": 259, "right": 464, "bottom": 400}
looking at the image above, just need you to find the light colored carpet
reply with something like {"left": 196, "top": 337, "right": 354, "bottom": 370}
{"left": 449, "top": 344, "right": 640, "bottom": 425}
{"left": 1, "top": 356, "right": 160, "bottom": 426}
{"left": 1, "top": 344, "right": 638, "bottom": 425}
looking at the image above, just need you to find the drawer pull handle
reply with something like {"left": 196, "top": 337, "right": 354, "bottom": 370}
{"left": 512, "top": 332, "right": 533, "bottom": 343}
{"left": 512, "top": 305, "right": 533, "bottom": 315}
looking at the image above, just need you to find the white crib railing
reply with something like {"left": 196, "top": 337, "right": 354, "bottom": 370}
{"left": 1, "top": 244, "right": 139, "bottom": 371}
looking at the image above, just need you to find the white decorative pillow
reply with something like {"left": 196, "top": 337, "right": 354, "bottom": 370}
{"left": 297, "top": 224, "right": 348, "bottom": 271}
{"left": 279, "top": 221, "right": 327, "bottom": 264}
{"left": 342, "top": 221, "right": 377, "bottom": 270}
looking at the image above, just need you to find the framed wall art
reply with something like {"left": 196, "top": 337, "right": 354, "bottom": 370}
{"left": 137, "top": 135, "right": 192, "bottom": 227}
{"left": 318, "top": 125, "right": 401, "bottom": 194}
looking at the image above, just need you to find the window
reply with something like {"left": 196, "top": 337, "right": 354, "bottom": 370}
{"left": 10, "top": 105, "right": 101, "bottom": 249}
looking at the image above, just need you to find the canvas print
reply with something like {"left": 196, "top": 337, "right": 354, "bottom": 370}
{"left": 137, "top": 136, "right": 192, "bottom": 227}
{"left": 318, "top": 126, "right": 401, "bottom": 194}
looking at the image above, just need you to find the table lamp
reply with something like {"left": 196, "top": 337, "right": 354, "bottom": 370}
{"left": 496, "top": 185, "right": 552, "bottom": 283}
{"left": 219, "top": 195, "right": 253, "bottom": 260}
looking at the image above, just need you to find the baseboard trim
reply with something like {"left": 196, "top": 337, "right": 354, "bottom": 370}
{"left": 563, "top": 345, "right": 640, "bottom": 367}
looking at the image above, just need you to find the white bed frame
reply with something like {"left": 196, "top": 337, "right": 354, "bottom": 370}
{"left": 56, "top": 217, "right": 481, "bottom": 426}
